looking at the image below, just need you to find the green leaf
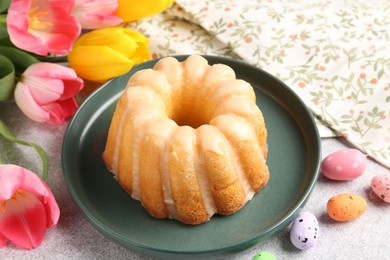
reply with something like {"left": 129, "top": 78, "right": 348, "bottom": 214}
{"left": 0, "top": 54, "right": 15, "bottom": 100}
{"left": 0, "top": 46, "right": 39, "bottom": 75}
{"left": 351, "top": 126, "right": 360, "bottom": 132}
{"left": 372, "top": 106, "right": 378, "bottom": 114}
{"left": 0, "top": 22, "right": 8, "bottom": 40}
{"left": 0, "top": 119, "right": 49, "bottom": 181}
{"left": 378, "top": 69, "right": 384, "bottom": 79}
{"left": 331, "top": 75, "right": 339, "bottom": 82}
{"left": 0, "top": 1, "right": 10, "bottom": 13}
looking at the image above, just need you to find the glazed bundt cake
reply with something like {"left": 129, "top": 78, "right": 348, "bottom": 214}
{"left": 103, "top": 54, "right": 269, "bottom": 225}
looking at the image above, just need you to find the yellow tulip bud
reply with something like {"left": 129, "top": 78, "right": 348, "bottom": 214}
{"left": 116, "top": 0, "right": 174, "bottom": 22}
{"left": 68, "top": 28, "right": 150, "bottom": 83}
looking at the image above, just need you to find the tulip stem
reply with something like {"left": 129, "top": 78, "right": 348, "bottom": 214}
{"left": 0, "top": 119, "right": 49, "bottom": 181}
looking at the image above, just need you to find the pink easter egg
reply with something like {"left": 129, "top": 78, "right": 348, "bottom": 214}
{"left": 321, "top": 149, "right": 367, "bottom": 180}
{"left": 371, "top": 174, "right": 390, "bottom": 203}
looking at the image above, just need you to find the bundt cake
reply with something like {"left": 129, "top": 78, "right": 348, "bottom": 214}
{"left": 103, "top": 54, "right": 269, "bottom": 225}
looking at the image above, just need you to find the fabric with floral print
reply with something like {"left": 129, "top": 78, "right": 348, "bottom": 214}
{"left": 126, "top": 0, "right": 390, "bottom": 167}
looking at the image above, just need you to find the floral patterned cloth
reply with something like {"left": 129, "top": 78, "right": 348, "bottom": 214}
{"left": 127, "top": 0, "right": 390, "bottom": 168}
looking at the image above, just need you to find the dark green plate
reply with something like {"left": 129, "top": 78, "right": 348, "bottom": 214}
{"left": 62, "top": 55, "right": 321, "bottom": 259}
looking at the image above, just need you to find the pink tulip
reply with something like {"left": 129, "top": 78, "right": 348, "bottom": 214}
{"left": 73, "top": 0, "right": 123, "bottom": 29}
{"left": 0, "top": 164, "right": 60, "bottom": 249}
{"left": 6, "top": 0, "right": 81, "bottom": 56}
{"left": 14, "top": 62, "right": 84, "bottom": 125}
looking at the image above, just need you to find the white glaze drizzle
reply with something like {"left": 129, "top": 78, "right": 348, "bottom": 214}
{"left": 111, "top": 108, "right": 129, "bottom": 177}
{"left": 211, "top": 79, "right": 254, "bottom": 105}
{"left": 154, "top": 57, "right": 183, "bottom": 93}
{"left": 112, "top": 86, "right": 165, "bottom": 177}
{"left": 203, "top": 64, "right": 236, "bottom": 91}
{"left": 131, "top": 127, "right": 141, "bottom": 200}
{"left": 216, "top": 96, "right": 253, "bottom": 117}
{"left": 195, "top": 126, "right": 218, "bottom": 217}
{"left": 211, "top": 115, "right": 256, "bottom": 200}
{"left": 131, "top": 103, "right": 168, "bottom": 201}
{"left": 161, "top": 125, "right": 178, "bottom": 219}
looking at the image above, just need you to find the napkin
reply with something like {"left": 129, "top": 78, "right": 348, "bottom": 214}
{"left": 127, "top": 0, "right": 390, "bottom": 168}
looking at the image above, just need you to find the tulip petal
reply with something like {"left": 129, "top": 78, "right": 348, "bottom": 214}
{"left": 24, "top": 62, "right": 78, "bottom": 80}
{"left": 14, "top": 82, "right": 51, "bottom": 123}
{"left": 61, "top": 78, "right": 84, "bottom": 100}
{"left": 77, "top": 13, "right": 122, "bottom": 29}
{"left": 74, "top": 0, "right": 119, "bottom": 15}
{"left": 116, "top": 0, "right": 174, "bottom": 22}
{"left": 68, "top": 46, "right": 136, "bottom": 82}
{"left": 23, "top": 76, "right": 64, "bottom": 106}
{"left": 0, "top": 165, "right": 60, "bottom": 228}
{"left": 7, "top": 24, "right": 50, "bottom": 56}
{"left": 73, "top": 0, "right": 122, "bottom": 29}
{"left": 39, "top": 8, "right": 81, "bottom": 53}
{"left": 0, "top": 165, "right": 26, "bottom": 201}
{"left": 31, "top": 30, "right": 77, "bottom": 55}
{"left": 71, "top": 27, "right": 122, "bottom": 46}
{"left": 24, "top": 96, "right": 79, "bottom": 125}
{"left": 55, "top": 98, "right": 79, "bottom": 118}
{"left": 17, "top": 96, "right": 76, "bottom": 125}
{"left": 84, "top": 36, "right": 137, "bottom": 58}
{"left": 0, "top": 232, "right": 7, "bottom": 247}
{"left": 0, "top": 191, "right": 47, "bottom": 249}
{"left": 45, "top": 103, "right": 65, "bottom": 125}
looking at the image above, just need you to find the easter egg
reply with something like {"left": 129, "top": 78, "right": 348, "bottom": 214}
{"left": 253, "top": 251, "right": 276, "bottom": 260}
{"left": 290, "top": 211, "right": 319, "bottom": 250}
{"left": 371, "top": 174, "right": 390, "bottom": 203}
{"left": 327, "top": 193, "right": 367, "bottom": 221}
{"left": 321, "top": 149, "right": 367, "bottom": 180}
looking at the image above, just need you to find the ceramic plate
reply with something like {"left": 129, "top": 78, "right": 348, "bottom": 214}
{"left": 62, "top": 55, "right": 321, "bottom": 259}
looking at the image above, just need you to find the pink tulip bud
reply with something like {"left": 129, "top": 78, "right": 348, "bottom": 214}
{"left": 14, "top": 63, "right": 84, "bottom": 125}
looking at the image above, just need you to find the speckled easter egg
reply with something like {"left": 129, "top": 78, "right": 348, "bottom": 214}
{"left": 290, "top": 211, "right": 319, "bottom": 250}
{"left": 327, "top": 193, "right": 367, "bottom": 221}
{"left": 253, "top": 251, "right": 276, "bottom": 260}
{"left": 321, "top": 149, "right": 367, "bottom": 180}
{"left": 371, "top": 174, "right": 390, "bottom": 203}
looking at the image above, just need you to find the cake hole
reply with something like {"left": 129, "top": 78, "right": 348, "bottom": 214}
{"left": 171, "top": 96, "right": 214, "bottom": 128}
{"left": 172, "top": 107, "right": 210, "bottom": 128}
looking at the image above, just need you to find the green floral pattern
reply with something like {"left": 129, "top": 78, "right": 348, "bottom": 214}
{"left": 127, "top": 0, "right": 390, "bottom": 167}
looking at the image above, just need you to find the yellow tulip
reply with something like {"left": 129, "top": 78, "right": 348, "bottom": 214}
{"left": 116, "top": 0, "right": 174, "bottom": 22}
{"left": 68, "top": 27, "right": 150, "bottom": 83}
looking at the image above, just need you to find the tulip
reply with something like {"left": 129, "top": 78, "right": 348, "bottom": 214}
{"left": 68, "top": 27, "right": 150, "bottom": 83}
{"left": 14, "top": 62, "right": 84, "bottom": 124}
{"left": 72, "top": 0, "right": 122, "bottom": 29}
{"left": 7, "top": 0, "right": 81, "bottom": 56}
{"left": 0, "top": 164, "right": 60, "bottom": 249}
{"left": 116, "top": 0, "right": 174, "bottom": 22}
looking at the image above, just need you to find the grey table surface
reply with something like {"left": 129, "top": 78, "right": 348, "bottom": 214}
{"left": 1, "top": 101, "right": 389, "bottom": 260}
